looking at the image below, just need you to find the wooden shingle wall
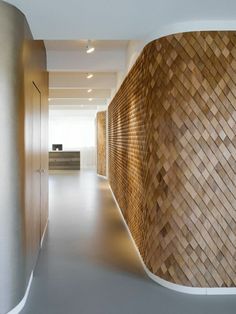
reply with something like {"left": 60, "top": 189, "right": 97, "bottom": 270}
{"left": 97, "top": 111, "right": 106, "bottom": 176}
{"left": 108, "top": 32, "right": 236, "bottom": 287}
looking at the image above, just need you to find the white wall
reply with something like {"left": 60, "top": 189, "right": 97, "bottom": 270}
{"left": 110, "top": 40, "right": 145, "bottom": 100}
{"left": 49, "top": 109, "right": 97, "bottom": 169}
{"left": 126, "top": 40, "right": 145, "bottom": 72}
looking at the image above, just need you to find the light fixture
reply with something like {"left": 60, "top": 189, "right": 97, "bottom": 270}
{"left": 86, "top": 73, "right": 94, "bottom": 79}
{"left": 89, "top": 98, "right": 93, "bottom": 101}
{"left": 87, "top": 89, "right": 92, "bottom": 93}
{"left": 86, "top": 40, "right": 95, "bottom": 54}
{"left": 86, "top": 47, "right": 95, "bottom": 54}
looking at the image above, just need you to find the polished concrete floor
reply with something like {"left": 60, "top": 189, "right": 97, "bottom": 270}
{"left": 21, "top": 170, "right": 236, "bottom": 314}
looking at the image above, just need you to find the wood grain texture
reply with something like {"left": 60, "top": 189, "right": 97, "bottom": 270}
{"left": 97, "top": 111, "right": 106, "bottom": 176}
{"left": 108, "top": 31, "right": 236, "bottom": 287}
{"left": 49, "top": 152, "right": 80, "bottom": 170}
{"left": 23, "top": 37, "right": 49, "bottom": 280}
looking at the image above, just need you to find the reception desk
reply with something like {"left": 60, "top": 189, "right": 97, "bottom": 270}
{"left": 49, "top": 151, "right": 80, "bottom": 170}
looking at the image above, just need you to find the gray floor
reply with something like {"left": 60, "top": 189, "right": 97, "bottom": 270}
{"left": 21, "top": 170, "right": 236, "bottom": 314}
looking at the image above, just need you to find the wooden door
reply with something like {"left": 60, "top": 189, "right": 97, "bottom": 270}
{"left": 32, "top": 82, "right": 42, "bottom": 261}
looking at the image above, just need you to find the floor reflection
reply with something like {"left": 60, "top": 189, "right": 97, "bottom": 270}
{"left": 21, "top": 170, "right": 236, "bottom": 314}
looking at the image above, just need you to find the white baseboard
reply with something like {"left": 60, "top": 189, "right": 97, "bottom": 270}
{"left": 7, "top": 272, "right": 33, "bottom": 314}
{"left": 108, "top": 185, "right": 236, "bottom": 295}
{"left": 7, "top": 219, "right": 49, "bottom": 314}
{"left": 97, "top": 174, "right": 107, "bottom": 179}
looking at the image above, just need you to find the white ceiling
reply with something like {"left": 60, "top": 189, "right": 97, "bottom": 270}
{"left": 46, "top": 40, "right": 127, "bottom": 112}
{"left": 46, "top": 46, "right": 127, "bottom": 72}
{"left": 49, "top": 99, "right": 107, "bottom": 106}
{"left": 4, "top": 0, "right": 236, "bottom": 40}
{"left": 45, "top": 40, "right": 129, "bottom": 51}
{"left": 49, "top": 88, "right": 111, "bottom": 99}
{"left": 50, "top": 72, "right": 117, "bottom": 89}
{"left": 5, "top": 0, "right": 236, "bottom": 115}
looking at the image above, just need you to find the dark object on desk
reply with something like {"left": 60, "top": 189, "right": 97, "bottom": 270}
{"left": 49, "top": 151, "right": 80, "bottom": 170}
{"left": 52, "top": 144, "right": 63, "bottom": 151}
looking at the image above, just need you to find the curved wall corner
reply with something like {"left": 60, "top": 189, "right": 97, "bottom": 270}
{"left": 0, "top": 1, "right": 48, "bottom": 313}
{"left": 108, "top": 31, "right": 236, "bottom": 290}
{"left": 97, "top": 111, "right": 107, "bottom": 176}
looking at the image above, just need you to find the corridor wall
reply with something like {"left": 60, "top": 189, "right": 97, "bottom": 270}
{"left": 0, "top": 1, "right": 48, "bottom": 313}
{"left": 108, "top": 31, "right": 236, "bottom": 288}
{"left": 97, "top": 111, "right": 107, "bottom": 176}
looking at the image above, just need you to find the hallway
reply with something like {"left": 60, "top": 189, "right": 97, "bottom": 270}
{"left": 21, "top": 171, "right": 236, "bottom": 314}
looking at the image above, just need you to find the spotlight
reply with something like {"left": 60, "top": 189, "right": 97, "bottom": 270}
{"left": 89, "top": 98, "right": 93, "bottom": 101}
{"left": 87, "top": 47, "right": 95, "bottom": 53}
{"left": 86, "top": 40, "right": 95, "bottom": 54}
{"left": 87, "top": 73, "right": 94, "bottom": 79}
{"left": 87, "top": 89, "right": 92, "bottom": 93}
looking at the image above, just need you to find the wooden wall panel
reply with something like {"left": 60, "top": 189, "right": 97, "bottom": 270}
{"left": 97, "top": 111, "right": 107, "bottom": 176}
{"left": 23, "top": 37, "right": 49, "bottom": 278}
{"left": 108, "top": 31, "right": 236, "bottom": 287}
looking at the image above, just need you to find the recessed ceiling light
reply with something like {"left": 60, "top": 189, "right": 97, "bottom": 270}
{"left": 89, "top": 98, "right": 93, "bottom": 101}
{"left": 86, "top": 40, "right": 95, "bottom": 54}
{"left": 48, "top": 98, "right": 51, "bottom": 101}
{"left": 86, "top": 73, "right": 94, "bottom": 79}
{"left": 87, "top": 89, "right": 92, "bottom": 93}
{"left": 86, "top": 47, "right": 95, "bottom": 54}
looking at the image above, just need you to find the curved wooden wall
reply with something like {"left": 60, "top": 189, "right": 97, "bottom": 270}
{"left": 108, "top": 31, "right": 236, "bottom": 287}
{"left": 97, "top": 111, "right": 107, "bottom": 176}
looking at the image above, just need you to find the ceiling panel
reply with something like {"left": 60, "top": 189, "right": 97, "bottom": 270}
{"left": 49, "top": 72, "right": 117, "bottom": 89}
{"left": 49, "top": 105, "right": 107, "bottom": 111}
{"left": 45, "top": 40, "right": 129, "bottom": 51}
{"left": 46, "top": 49, "right": 126, "bottom": 72}
{"left": 49, "top": 89, "right": 111, "bottom": 99}
{"left": 49, "top": 99, "right": 107, "bottom": 106}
